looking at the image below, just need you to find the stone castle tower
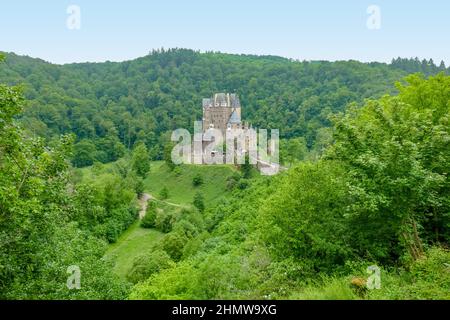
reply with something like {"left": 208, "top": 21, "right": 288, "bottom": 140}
{"left": 202, "top": 93, "right": 247, "bottom": 136}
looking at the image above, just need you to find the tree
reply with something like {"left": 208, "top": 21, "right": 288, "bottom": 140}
{"left": 240, "top": 155, "right": 252, "bottom": 179}
{"left": 327, "top": 74, "right": 450, "bottom": 261}
{"left": 164, "top": 142, "right": 176, "bottom": 171}
{"left": 162, "top": 232, "right": 187, "bottom": 261}
{"left": 132, "top": 143, "right": 150, "bottom": 178}
{"left": 260, "top": 161, "right": 352, "bottom": 271}
{"left": 72, "top": 139, "right": 97, "bottom": 167}
{"left": 0, "top": 74, "right": 129, "bottom": 299}
{"left": 155, "top": 212, "right": 174, "bottom": 233}
{"left": 193, "top": 192, "right": 205, "bottom": 212}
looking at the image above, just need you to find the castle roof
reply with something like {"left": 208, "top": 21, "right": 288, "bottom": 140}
{"left": 214, "top": 93, "right": 227, "bottom": 106}
{"left": 203, "top": 93, "right": 241, "bottom": 108}
{"left": 228, "top": 109, "right": 241, "bottom": 124}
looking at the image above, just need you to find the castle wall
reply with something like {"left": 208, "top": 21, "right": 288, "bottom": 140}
{"left": 203, "top": 106, "right": 234, "bottom": 135}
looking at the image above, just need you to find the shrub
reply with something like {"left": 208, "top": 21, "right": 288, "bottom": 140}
{"left": 226, "top": 172, "right": 241, "bottom": 190}
{"left": 141, "top": 202, "right": 157, "bottom": 228}
{"left": 155, "top": 211, "right": 175, "bottom": 233}
{"left": 162, "top": 232, "right": 188, "bottom": 261}
{"left": 159, "top": 186, "right": 169, "bottom": 200}
{"left": 193, "top": 192, "right": 205, "bottom": 212}
{"left": 367, "top": 247, "right": 450, "bottom": 300}
{"left": 192, "top": 173, "right": 203, "bottom": 187}
{"left": 173, "top": 166, "right": 182, "bottom": 176}
{"left": 126, "top": 250, "right": 174, "bottom": 284}
{"left": 134, "top": 177, "right": 145, "bottom": 197}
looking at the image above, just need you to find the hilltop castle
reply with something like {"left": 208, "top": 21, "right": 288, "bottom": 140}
{"left": 202, "top": 93, "right": 249, "bottom": 135}
{"left": 187, "top": 93, "right": 279, "bottom": 175}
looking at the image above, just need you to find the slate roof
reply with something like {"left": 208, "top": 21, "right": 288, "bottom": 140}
{"left": 228, "top": 109, "right": 241, "bottom": 124}
{"left": 203, "top": 93, "right": 241, "bottom": 108}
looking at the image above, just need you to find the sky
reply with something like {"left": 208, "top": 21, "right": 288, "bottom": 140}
{"left": 0, "top": 0, "right": 449, "bottom": 65}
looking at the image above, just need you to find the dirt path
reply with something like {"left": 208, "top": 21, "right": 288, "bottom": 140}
{"left": 138, "top": 193, "right": 152, "bottom": 219}
{"left": 138, "top": 193, "right": 185, "bottom": 220}
{"left": 154, "top": 198, "right": 185, "bottom": 208}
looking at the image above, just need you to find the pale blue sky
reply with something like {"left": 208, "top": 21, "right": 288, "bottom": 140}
{"left": 0, "top": 0, "right": 449, "bottom": 65}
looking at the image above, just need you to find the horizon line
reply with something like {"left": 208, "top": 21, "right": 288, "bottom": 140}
{"left": 1, "top": 48, "right": 448, "bottom": 68}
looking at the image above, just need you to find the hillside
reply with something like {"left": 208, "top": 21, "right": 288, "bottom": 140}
{"left": 1, "top": 49, "right": 447, "bottom": 168}
{"left": 1, "top": 51, "right": 449, "bottom": 300}
{"left": 103, "top": 160, "right": 238, "bottom": 280}
{"left": 144, "top": 161, "right": 238, "bottom": 205}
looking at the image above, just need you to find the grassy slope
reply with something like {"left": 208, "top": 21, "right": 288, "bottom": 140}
{"left": 144, "top": 161, "right": 237, "bottom": 205}
{"left": 104, "top": 160, "right": 237, "bottom": 279}
{"left": 105, "top": 221, "right": 164, "bottom": 279}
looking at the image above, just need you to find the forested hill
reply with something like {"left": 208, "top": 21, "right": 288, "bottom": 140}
{"left": 0, "top": 49, "right": 448, "bottom": 166}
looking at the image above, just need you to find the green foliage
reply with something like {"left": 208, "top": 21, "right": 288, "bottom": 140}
{"left": 2, "top": 49, "right": 440, "bottom": 164}
{"left": 164, "top": 142, "right": 176, "bottom": 171}
{"left": 226, "top": 172, "right": 242, "bottom": 190}
{"left": 0, "top": 80, "right": 129, "bottom": 299}
{"left": 280, "top": 137, "right": 308, "bottom": 165}
{"left": 126, "top": 250, "right": 174, "bottom": 284}
{"left": 240, "top": 155, "right": 252, "bottom": 178}
{"left": 140, "top": 202, "right": 157, "bottom": 228}
{"left": 288, "top": 277, "right": 358, "bottom": 300}
{"left": 159, "top": 186, "right": 169, "bottom": 200}
{"left": 155, "top": 211, "right": 175, "bottom": 233}
{"left": 129, "top": 74, "right": 450, "bottom": 300}
{"left": 131, "top": 143, "right": 150, "bottom": 178}
{"left": 327, "top": 73, "right": 450, "bottom": 262}
{"left": 105, "top": 222, "right": 164, "bottom": 279}
{"left": 161, "top": 232, "right": 188, "bottom": 261}
{"left": 367, "top": 247, "right": 450, "bottom": 300}
{"left": 72, "top": 139, "right": 96, "bottom": 167}
{"left": 260, "top": 161, "right": 352, "bottom": 271}
{"left": 192, "top": 173, "right": 203, "bottom": 186}
{"left": 72, "top": 169, "right": 138, "bottom": 243}
{"left": 2, "top": 52, "right": 449, "bottom": 300}
{"left": 193, "top": 192, "right": 205, "bottom": 212}
{"left": 129, "top": 262, "right": 199, "bottom": 300}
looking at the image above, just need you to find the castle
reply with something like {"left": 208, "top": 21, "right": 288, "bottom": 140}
{"left": 195, "top": 93, "right": 280, "bottom": 175}
{"left": 202, "top": 93, "right": 249, "bottom": 135}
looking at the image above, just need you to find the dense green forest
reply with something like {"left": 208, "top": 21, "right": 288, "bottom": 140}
{"left": 0, "top": 51, "right": 449, "bottom": 299}
{"left": 0, "top": 49, "right": 448, "bottom": 166}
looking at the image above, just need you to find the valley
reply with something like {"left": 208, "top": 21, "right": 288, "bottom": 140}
{"left": 0, "top": 50, "right": 449, "bottom": 300}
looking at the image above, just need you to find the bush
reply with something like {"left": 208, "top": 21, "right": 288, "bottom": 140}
{"left": 155, "top": 211, "right": 175, "bottom": 233}
{"left": 126, "top": 250, "right": 174, "bottom": 284}
{"left": 162, "top": 232, "right": 188, "bottom": 261}
{"left": 192, "top": 173, "right": 203, "bottom": 187}
{"left": 159, "top": 186, "right": 169, "bottom": 200}
{"left": 226, "top": 173, "right": 241, "bottom": 190}
{"left": 141, "top": 202, "right": 157, "bottom": 228}
{"left": 134, "top": 177, "right": 145, "bottom": 197}
{"left": 193, "top": 192, "right": 205, "bottom": 212}
{"left": 173, "top": 166, "right": 182, "bottom": 176}
{"left": 236, "top": 179, "right": 249, "bottom": 190}
{"left": 367, "top": 247, "right": 450, "bottom": 300}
